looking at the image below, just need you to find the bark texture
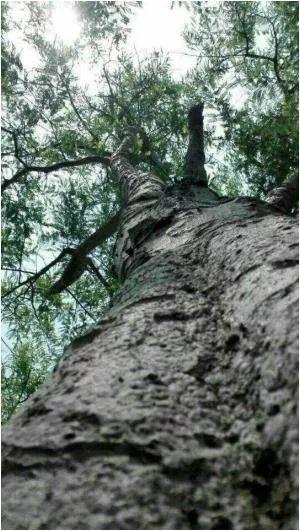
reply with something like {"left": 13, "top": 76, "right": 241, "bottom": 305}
{"left": 2, "top": 180, "right": 298, "bottom": 529}
{"left": 266, "top": 172, "right": 299, "bottom": 214}
{"left": 184, "top": 103, "right": 208, "bottom": 185}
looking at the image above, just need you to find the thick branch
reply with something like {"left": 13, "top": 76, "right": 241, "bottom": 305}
{"left": 3, "top": 214, "right": 120, "bottom": 298}
{"left": 49, "top": 212, "right": 120, "bottom": 295}
{"left": 110, "top": 127, "right": 151, "bottom": 180}
{"left": 110, "top": 127, "right": 165, "bottom": 209}
{"left": 242, "top": 48, "right": 284, "bottom": 89}
{"left": 1, "top": 154, "right": 111, "bottom": 192}
{"left": 266, "top": 173, "right": 299, "bottom": 214}
{"left": 184, "top": 103, "right": 208, "bottom": 186}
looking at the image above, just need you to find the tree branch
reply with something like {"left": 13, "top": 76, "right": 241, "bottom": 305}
{"left": 2, "top": 126, "right": 27, "bottom": 167}
{"left": 86, "top": 257, "right": 111, "bottom": 292}
{"left": 1, "top": 337, "right": 17, "bottom": 357}
{"left": 2, "top": 248, "right": 73, "bottom": 299}
{"left": 266, "top": 173, "right": 299, "bottom": 214}
{"left": 236, "top": 8, "right": 285, "bottom": 91}
{"left": 2, "top": 267, "right": 36, "bottom": 275}
{"left": 184, "top": 103, "right": 208, "bottom": 186}
{"left": 65, "top": 288, "right": 96, "bottom": 321}
{"left": 109, "top": 126, "right": 152, "bottom": 179}
{"left": 102, "top": 64, "right": 134, "bottom": 127}
{"left": 48, "top": 212, "right": 120, "bottom": 295}
{"left": 1, "top": 154, "right": 111, "bottom": 192}
{"left": 66, "top": 85, "right": 98, "bottom": 142}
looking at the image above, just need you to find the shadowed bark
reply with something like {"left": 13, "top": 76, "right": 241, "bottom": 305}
{"left": 266, "top": 172, "right": 299, "bottom": 214}
{"left": 184, "top": 103, "right": 208, "bottom": 186}
{"left": 2, "top": 109, "right": 298, "bottom": 530}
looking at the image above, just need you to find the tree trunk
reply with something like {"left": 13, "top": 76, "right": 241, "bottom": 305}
{"left": 2, "top": 179, "right": 298, "bottom": 529}
{"left": 2, "top": 110, "right": 298, "bottom": 529}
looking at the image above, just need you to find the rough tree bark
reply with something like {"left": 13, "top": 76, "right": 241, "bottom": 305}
{"left": 2, "top": 106, "right": 298, "bottom": 530}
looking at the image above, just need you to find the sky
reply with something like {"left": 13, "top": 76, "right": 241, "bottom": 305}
{"left": 127, "top": 1, "right": 196, "bottom": 77}
{"left": 11, "top": 0, "right": 248, "bottom": 117}
{"left": 10, "top": 1, "right": 195, "bottom": 77}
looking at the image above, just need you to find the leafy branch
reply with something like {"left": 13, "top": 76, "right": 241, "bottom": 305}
{"left": 2, "top": 212, "right": 121, "bottom": 299}
{"left": 1, "top": 151, "right": 111, "bottom": 192}
{"left": 49, "top": 211, "right": 120, "bottom": 294}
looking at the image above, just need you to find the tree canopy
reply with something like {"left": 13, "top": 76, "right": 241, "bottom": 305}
{"left": 1, "top": 1, "right": 298, "bottom": 422}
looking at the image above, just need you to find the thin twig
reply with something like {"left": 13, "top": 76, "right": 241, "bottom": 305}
{"left": 2, "top": 248, "right": 73, "bottom": 299}
{"left": 65, "top": 288, "right": 96, "bottom": 321}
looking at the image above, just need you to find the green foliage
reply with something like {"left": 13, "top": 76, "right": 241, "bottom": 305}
{"left": 1, "top": 3, "right": 23, "bottom": 97}
{"left": 2, "top": 340, "right": 53, "bottom": 424}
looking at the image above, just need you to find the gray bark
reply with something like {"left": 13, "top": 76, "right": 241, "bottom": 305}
{"left": 266, "top": 172, "right": 299, "bottom": 214}
{"left": 184, "top": 104, "right": 208, "bottom": 185}
{"left": 2, "top": 178, "right": 298, "bottom": 529}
